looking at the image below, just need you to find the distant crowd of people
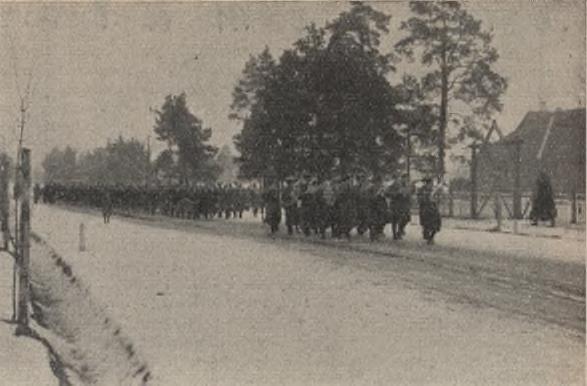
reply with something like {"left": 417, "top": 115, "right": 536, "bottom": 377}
{"left": 37, "top": 182, "right": 264, "bottom": 221}
{"left": 36, "top": 173, "right": 445, "bottom": 244}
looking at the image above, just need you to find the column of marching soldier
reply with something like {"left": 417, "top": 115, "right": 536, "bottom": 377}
{"left": 36, "top": 173, "right": 443, "bottom": 244}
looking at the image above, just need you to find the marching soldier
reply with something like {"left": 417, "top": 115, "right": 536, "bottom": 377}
{"left": 388, "top": 174, "right": 412, "bottom": 240}
{"left": 101, "top": 188, "right": 113, "bottom": 224}
{"left": 249, "top": 185, "right": 262, "bottom": 218}
{"left": 33, "top": 183, "right": 42, "bottom": 204}
{"left": 417, "top": 177, "right": 441, "bottom": 244}
{"left": 367, "top": 175, "right": 388, "bottom": 241}
{"left": 355, "top": 173, "right": 370, "bottom": 236}
{"left": 320, "top": 177, "right": 336, "bottom": 238}
{"left": 299, "top": 174, "right": 315, "bottom": 236}
{"left": 282, "top": 177, "right": 299, "bottom": 235}
{"left": 334, "top": 175, "right": 357, "bottom": 240}
{"left": 262, "top": 182, "right": 281, "bottom": 234}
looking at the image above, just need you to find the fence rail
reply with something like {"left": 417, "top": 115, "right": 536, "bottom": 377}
{"left": 435, "top": 191, "right": 585, "bottom": 225}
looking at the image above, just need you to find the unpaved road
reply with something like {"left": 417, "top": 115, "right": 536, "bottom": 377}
{"left": 33, "top": 205, "right": 584, "bottom": 385}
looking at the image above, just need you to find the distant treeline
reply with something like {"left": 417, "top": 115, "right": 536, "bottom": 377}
{"left": 42, "top": 92, "right": 241, "bottom": 186}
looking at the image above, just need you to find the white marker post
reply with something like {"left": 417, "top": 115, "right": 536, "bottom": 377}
{"left": 79, "top": 222, "right": 86, "bottom": 252}
{"left": 494, "top": 192, "right": 502, "bottom": 232}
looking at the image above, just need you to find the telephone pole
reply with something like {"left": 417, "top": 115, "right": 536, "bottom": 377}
{"left": 15, "top": 148, "right": 31, "bottom": 335}
{"left": 146, "top": 135, "right": 151, "bottom": 186}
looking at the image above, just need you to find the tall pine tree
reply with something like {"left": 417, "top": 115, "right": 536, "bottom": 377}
{"left": 396, "top": 1, "right": 507, "bottom": 177}
{"left": 154, "top": 93, "right": 217, "bottom": 184}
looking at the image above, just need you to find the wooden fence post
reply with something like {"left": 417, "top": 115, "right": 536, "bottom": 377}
{"left": 16, "top": 148, "right": 31, "bottom": 335}
{"left": 494, "top": 191, "right": 502, "bottom": 231}
{"left": 571, "top": 191, "right": 577, "bottom": 224}
{"left": 79, "top": 223, "right": 86, "bottom": 252}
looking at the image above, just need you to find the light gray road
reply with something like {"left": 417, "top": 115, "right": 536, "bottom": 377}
{"left": 33, "top": 205, "right": 584, "bottom": 385}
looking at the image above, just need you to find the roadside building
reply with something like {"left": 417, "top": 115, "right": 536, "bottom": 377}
{"left": 475, "top": 107, "right": 585, "bottom": 223}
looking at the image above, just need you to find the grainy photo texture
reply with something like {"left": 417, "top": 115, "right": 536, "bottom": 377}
{"left": 0, "top": 1, "right": 585, "bottom": 385}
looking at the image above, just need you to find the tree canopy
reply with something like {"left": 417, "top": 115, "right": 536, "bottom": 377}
{"left": 232, "top": 2, "right": 405, "bottom": 180}
{"left": 395, "top": 1, "right": 507, "bottom": 176}
{"left": 153, "top": 93, "right": 218, "bottom": 184}
{"left": 42, "top": 146, "right": 78, "bottom": 183}
{"left": 43, "top": 137, "right": 150, "bottom": 185}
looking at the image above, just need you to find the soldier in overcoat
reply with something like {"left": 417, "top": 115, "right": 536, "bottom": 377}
{"left": 367, "top": 175, "right": 388, "bottom": 241}
{"left": 262, "top": 183, "right": 281, "bottom": 234}
{"left": 334, "top": 175, "right": 357, "bottom": 240}
{"left": 417, "top": 177, "right": 441, "bottom": 244}
{"left": 388, "top": 174, "right": 412, "bottom": 240}
{"left": 282, "top": 177, "right": 299, "bottom": 235}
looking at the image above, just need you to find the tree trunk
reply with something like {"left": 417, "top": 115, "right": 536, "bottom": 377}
{"left": 438, "top": 67, "right": 448, "bottom": 179}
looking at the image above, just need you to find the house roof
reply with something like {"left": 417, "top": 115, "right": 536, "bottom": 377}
{"left": 504, "top": 108, "right": 585, "bottom": 162}
{"left": 477, "top": 108, "right": 585, "bottom": 193}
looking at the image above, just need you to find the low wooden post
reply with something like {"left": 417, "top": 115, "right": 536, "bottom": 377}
{"left": 79, "top": 223, "right": 86, "bottom": 252}
{"left": 16, "top": 148, "right": 31, "bottom": 334}
{"left": 494, "top": 192, "right": 502, "bottom": 231}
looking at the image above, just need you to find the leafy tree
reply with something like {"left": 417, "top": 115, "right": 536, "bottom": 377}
{"left": 42, "top": 146, "right": 78, "bottom": 183}
{"left": 232, "top": 2, "right": 403, "bottom": 180}
{"left": 74, "top": 136, "right": 149, "bottom": 185}
{"left": 77, "top": 147, "right": 109, "bottom": 183}
{"left": 231, "top": 48, "right": 278, "bottom": 179}
{"left": 395, "top": 74, "right": 438, "bottom": 175}
{"left": 104, "top": 136, "right": 149, "bottom": 184}
{"left": 229, "top": 47, "right": 277, "bottom": 122}
{"left": 153, "top": 149, "right": 177, "bottom": 184}
{"left": 45, "top": 137, "right": 150, "bottom": 185}
{"left": 216, "top": 145, "right": 239, "bottom": 183}
{"left": 396, "top": 1, "right": 507, "bottom": 177}
{"left": 154, "top": 93, "right": 218, "bottom": 184}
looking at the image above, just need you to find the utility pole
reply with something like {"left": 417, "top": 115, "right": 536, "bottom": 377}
{"left": 470, "top": 143, "right": 478, "bottom": 219}
{"left": 571, "top": 190, "right": 577, "bottom": 224}
{"left": 12, "top": 99, "right": 27, "bottom": 324}
{"left": 7, "top": 31, "right": 37, "bottom": 330}
{"left": 405, "top": 127, "right": 411, "bottom": 181}
{"left": 14, "top": 99, "right": 26, "bottom": 252}
{"left": 0, "top": 160, "right": 9, "bottom": 251}
{"left": 146, "top": 135, "right": 151, "bottom": 186}
{"left": 15, "top": 148, "right": 31, "bottom": 335}
{"left": 512, "top": 138, "right": 523, "bottom": 219}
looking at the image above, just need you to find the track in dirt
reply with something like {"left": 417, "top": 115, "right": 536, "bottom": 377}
{"left": 113, "top": 210, "right": 585, "bottom": 338}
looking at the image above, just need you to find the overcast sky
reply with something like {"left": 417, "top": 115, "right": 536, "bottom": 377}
{"left": 0, "top": 1, "right": 585, "bottom": 169}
